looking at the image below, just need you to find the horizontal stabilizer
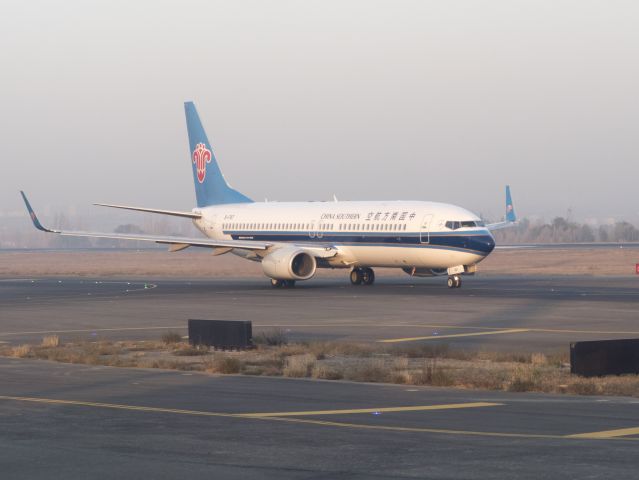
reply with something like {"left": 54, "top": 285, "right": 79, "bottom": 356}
{"left": 94, "top": 203, "right": 201, "bottom": 219}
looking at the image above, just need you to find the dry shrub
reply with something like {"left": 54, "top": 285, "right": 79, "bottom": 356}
{"left": 456, "top": 366, "right": 508, "bottom": 390}
{"left": 161, "top": 331, "right": 183, "bottom": 345}
{"left": 593, "top": 375, "right": 639, "bottom": 397}
{"left": 567, "top": 378, "right": 598, "bottom": 395}
{"left": 41, "top": 335, "right": 60, "bottom": 348}
{"left": 531, "top": 353, "right": 547, "bottom": 365}
{"left": 253, "top": 329, "right": 288, "bottom": 346}
{"left": 546, "top": 351, "right": 570, "bottom": 367}
{"left": 392, "top": 357, "right": 409, "bottom": 371}
{"left": 85, "top": 341, "right": 123, "bottom": 356}
{"left": 11, "top": 345, "right": 33, "bottom": 358}
{"left": 283, "top": 354, "right": 316, "bottom": 377}
{"left": 407, "top": 359, "right": 454, "bottom": 386}
{"left": 395, "top": 343, "right": 451, "bottom": 359}
{"left": 312, "top": 364, "right": 343, "bottom": 380}
{"left": 343, "top": 358, "right": 390, "bottom": 383}
{"left": 126, "top": 341, "right": 165, "bottom": 352}
{"left": 204, "top": 355, "right": 242, "bottom": 374}
{"left": 240, "top": 351, "right": 285, "bottom": 376}
{"left": 173, "top": 345, "right": 208, "bottom": 356}
{"left": 146, "top": 358, "right": 195, "bottom": 371}
{"left": 301, "top": 341, "right": 377, "bottom": 359}
{"left": 507, "top": 365, "right": 544, "bottom": 392}
{"left": 477, "top": 350, "right": 530, "bottom": 364}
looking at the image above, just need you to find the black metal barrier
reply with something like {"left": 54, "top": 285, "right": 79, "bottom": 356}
{"left": 188, "top": 319, "right": 252, "bottom": 350}
{"left": 571, "top": 338, "right": 639, "bottom": 377}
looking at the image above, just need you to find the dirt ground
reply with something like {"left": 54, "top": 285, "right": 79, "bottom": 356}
{"left": 0, "top": 247, "right": 638, "bottom": 278}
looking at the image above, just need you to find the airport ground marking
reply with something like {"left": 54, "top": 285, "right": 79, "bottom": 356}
{"left": 1, "top": 395, "right": 637, "bottom": 442}
{"left": 565, "top": 426, "right": 639, "bottom": 439}
{"left": 238, "top": 402, "right": 502, "bottom": 417}
{"left": 0, "top": 395, "right": 237, "bottom": 419}
{"left": 378, "top": 329, "right": 530, "bottom": 343}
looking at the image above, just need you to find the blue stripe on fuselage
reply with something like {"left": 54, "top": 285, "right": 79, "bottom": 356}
{"left": 224, "top": 230, "right": 496, "bottom": 255}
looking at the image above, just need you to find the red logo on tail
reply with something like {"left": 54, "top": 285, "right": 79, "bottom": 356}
{"left": 192, "top": 143, "right": 212, "bottom": 183}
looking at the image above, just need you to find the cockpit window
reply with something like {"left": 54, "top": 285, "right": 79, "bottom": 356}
{"left": 445, "top": 221, "right": 461, "bottom": 230}
{"left": 446, "top": 220, "right": 483, "bottom": 230}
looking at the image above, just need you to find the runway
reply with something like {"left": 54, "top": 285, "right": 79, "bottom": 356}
{"left": 1, "top": 276, "right": 638, "bottom": 350}
{"left": 1, "top": 357, "right": 638, "bottom": 479}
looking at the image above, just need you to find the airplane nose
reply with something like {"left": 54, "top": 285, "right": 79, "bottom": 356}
{"left": 486, "top": 234, "right": 496, "bottom": 253}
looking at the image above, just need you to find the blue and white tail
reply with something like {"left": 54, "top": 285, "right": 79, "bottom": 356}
{"left": 184, "top": 102, "right": 253, "bottom": 207}
{"left": 505, "top": 185, "right": 516, "bottom": 223}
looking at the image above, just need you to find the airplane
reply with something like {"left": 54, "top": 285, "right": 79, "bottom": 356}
{"left": 21, "top": 102, "right": 517, "bottom": 289}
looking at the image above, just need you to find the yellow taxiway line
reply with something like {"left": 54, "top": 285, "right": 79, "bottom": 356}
{"left": 566, "top": 426, "right": 639, "bottom": 439}
{"left": 378, "top": 329, "right": 530, "bottom": 343}
{"left": 0, "top": 395, "right": 637, "bottom": 441}
{"left": 239, "top": 402, "right": 502, "bottom": 417}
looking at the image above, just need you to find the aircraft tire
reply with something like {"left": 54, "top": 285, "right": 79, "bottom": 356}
{"left": 361, "top": 267, "right": 375, "bottom": 285}
{"left": 350, "top": 268, "right": 363, "bottom": 285}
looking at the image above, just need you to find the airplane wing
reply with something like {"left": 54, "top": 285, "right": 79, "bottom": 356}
{"left": 486, "top": 185, "right": 518, "bottom": 231}
{"left": 20, "top": 191, "right": 269, "bottom": 251}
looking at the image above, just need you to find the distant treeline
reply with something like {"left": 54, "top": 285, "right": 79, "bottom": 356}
{"left": 493, "top": 217, "right": 639, "bottom": 244}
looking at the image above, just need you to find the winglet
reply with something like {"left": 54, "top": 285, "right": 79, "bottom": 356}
{"left": 19, "top": 191, "right": 56, "bottom": 233}
{"left": 505, "top": 185, "right": 516, "bottom": 223}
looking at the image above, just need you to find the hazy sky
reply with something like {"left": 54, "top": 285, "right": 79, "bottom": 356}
{"left": 1, "top": 0, "right": 638, "bottom": 225}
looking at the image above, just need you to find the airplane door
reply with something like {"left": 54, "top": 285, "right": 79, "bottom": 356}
{"left": 419, "top": 214, "right": 433, "bottom": 244}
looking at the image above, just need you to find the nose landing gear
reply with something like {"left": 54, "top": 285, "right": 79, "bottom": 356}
{"left": 447, "top": 275, "right": 462, "bottom": 288}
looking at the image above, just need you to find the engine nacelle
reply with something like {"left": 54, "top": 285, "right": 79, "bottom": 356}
{"left": 402, "top": 267, "right": 448, "bottom": 277}
{"left": 261, "top": 247, "right": 317, "bottom": 281}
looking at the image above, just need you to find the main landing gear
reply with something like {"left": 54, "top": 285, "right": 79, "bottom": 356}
{"left": 271, "top": 279, "right": 296, "bottom": 288}
{"left": 447, "top": 275, "right": 462, "bottom": 289}
{"left": 350, "top": 267, "right": 375, "bottom": 286}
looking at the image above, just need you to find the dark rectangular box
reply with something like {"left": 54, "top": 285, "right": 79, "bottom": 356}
{"left": 571, "top": 338, "right": 639, "bottom": 377}
{"left": 188, "top": 319, "right": 252, "bottom": 350}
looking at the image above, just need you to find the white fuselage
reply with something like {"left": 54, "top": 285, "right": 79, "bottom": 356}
{"left": 192, "top": 200, "right": 495, "bottom": 271}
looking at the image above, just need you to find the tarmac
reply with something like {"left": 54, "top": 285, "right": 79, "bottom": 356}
{"left": 2, "top": 275, "right": 639, "bottom": 477}
{"left": 1, "top": 357, "right": 639, "bottom": 479}
{"left": 1, "top": 275, "right": 638, "bottom": 351}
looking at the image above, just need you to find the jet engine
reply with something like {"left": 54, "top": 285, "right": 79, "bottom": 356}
{"left": 261, "top": 247, "right": 317, "bottom": 281}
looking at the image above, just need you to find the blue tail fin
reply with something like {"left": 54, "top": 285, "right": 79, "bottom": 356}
{"left": 505, "top": 185, "right": 516, "bottom": 222}
{"left": 184, "top": 102, "right": 252, "bottom": 207}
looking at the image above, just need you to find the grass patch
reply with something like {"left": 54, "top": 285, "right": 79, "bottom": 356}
{"left": 1, "top": 336, "right": 638, "bottom": 398}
